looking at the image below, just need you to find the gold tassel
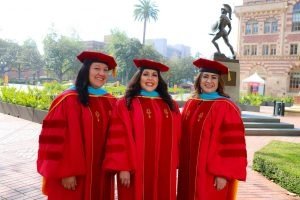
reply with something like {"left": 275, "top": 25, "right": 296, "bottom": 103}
{"left": 112, "top": 68, "right": 117, "bottom": 78}
{"left": 227, "top": 179, "right": 239, "bottom": 200}
{"left": 42, "top": 177, "right": 48, "bottom": 195}
{"left": 228, "top": 71, "right": 231, "bottom": 82}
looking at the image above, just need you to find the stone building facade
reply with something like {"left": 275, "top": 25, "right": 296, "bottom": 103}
{"left": 235, "top": 0, "right": 300, "bottom": 97}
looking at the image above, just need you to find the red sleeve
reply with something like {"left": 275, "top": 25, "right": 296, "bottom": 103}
{"left": 207, "top": 100, "right": 247, "bottom": 181}
{"left": 173, "top": 100, "right": 182, "bottom": 168}
{"left": 103, "top": 98, "right": 137, "bottom": 172}
{"left": 37, "top": 93, "right": 86, "bottom": 178}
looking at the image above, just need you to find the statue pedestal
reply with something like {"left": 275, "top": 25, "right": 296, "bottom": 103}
{"left": 214, "top": 55, "right": 240, "bottom": 103}
{"left": 213, "top": 52, "right": 228, "bottom": 60}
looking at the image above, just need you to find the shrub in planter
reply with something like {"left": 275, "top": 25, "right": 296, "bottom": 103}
{"left": 104, "top": 85, "right": 126, "bottom": 97}
{"left": 239, "top": 94, "right": 263, "bottom": 106}
{"left": 168, "top": 88, "right": 188, "bottom": 95}
{"left": 0, "top": 87, "right": 17, "bottom": 103}
{"left": 281, "top": 96, "right": 294, "bottom": 107}
{"left": 14, "top": 89, "right": 39, "bottom": 108}
{"left": 240, "top": 94, "right": 294, "bottom": 107}
{"left": 0, "top": 82, "right": 66, "bottom": 111}
{"left": 35, "top": 91, "right": 53, "bottom": 110}
{"left": 261, "top": 96, "right": 274, "bottom": 106}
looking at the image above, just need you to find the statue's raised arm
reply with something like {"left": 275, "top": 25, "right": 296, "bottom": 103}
{"left": 211, "top": 4, "right": 236, "bottom": 59}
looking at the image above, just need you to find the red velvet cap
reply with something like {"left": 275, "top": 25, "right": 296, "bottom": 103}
{"left": 193, "top": 58, "right": 228, "bottom": 75}
{"left": 133, "top": 59, "right": 169, "bottom": 72}
{"left": 77, "top": 51, "right": 117, "bottom": 70}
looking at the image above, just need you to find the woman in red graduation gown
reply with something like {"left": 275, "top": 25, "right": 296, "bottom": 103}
{"left": 103, "top": 59, "right": 181, "bottom": 200}
{"left": 37, "top": 51, "right": 117, "bottom": 200}
{"left": 177, "top": 58, "right": 247, "bottom": 200}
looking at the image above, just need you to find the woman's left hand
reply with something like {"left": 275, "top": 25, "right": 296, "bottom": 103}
{"left": 61, "top": 176, "right": 77, "bottom": 190}
{"left": 119, "top": 171, "right": 130, "bottom": 188}
{"left": 214, "top": 176, "right": 227, "bottom": 191}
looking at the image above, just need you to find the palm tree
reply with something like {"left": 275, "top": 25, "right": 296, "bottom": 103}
{"left": 134, "top": 0, "right": 159, "bottom": 45}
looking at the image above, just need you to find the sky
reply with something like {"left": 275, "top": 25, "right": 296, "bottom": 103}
{"left": 0, "top": 0, "right": 243, "bottom": 58}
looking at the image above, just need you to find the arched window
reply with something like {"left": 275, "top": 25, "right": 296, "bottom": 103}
{"left": 245, "top": 20, "right": 258, "bottom": 34}
{"left": 292, "top": 2, "right": 300, "bottom": 31}
{"left": 264, "top": 18, "right": 278, "bottom": 33}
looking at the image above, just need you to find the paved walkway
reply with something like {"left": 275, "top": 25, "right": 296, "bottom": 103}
{"left": 0, "top": 114, "right": 44, "bottom": 199}
{"left": 0, "top": 106, "right": 299, "bottom": 199}
{"left": 238, "top": 106, "right": 300, "bottom": 200}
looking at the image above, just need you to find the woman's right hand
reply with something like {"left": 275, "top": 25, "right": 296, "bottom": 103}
{"left": 61, "top": 176, "right": 77, "bottom": 190}
{"left": 214, "top": 176, "right": 227, "bottom": 191}
{"left": 119, "top": 171, "right": 130, "bottom": 188}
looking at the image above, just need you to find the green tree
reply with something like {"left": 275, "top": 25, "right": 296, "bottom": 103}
{"left": 139, "top": 45, "right": 162, "bottom": 60}
{"left": 134, "top": 0, "right": 159, "bottom": 45}
{"left": 107, "top": 30, "right": 142, "bottom": 83}
{"left": 106, "top": 29, "right": 163, "bottom": 84}
{"left": 16, "top": 39, "right": 44, "bottom": 82}
{"left": 14, "top": 51, "right": 28, "bottom": 81}
{"left": 0, "top": 39, "right": 20, "bottom": 76}
{"left": 166, "top": 57, "right": 197, "bottom": 86}
{"left": 43, "top": 30, "right": 83, "bottom": 82}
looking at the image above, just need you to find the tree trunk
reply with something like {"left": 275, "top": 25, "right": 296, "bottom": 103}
{"left": 143, "top": 19, "right": 147, "bottom": 45}
{"left": 59, "top": 71, "right": 63, "bottom": 82}
{"left": 125, "top": 70, "right": 129, "bottom": 85}
{"left": 18, "top": 64, "right": 21, "bottom": 80}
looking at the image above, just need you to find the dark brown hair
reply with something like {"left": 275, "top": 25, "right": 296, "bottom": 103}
{"left": 192, "top": 72, "right": 230, "bottom": 98}
{"left": 125, "top": 68, "right": 175, "bottom": 111}
{"left": 75, "top": 59, "right": 108, "bottom": 106}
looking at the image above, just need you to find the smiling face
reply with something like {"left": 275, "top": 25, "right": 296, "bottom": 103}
{"left": 140, "top": 69, "right": 159, "bottom": 92}
{"left": 89, "top": 62, "right": 109, "bottom": 88}
{"left": 200, "top": 72, "right": 219, "bottom": 93}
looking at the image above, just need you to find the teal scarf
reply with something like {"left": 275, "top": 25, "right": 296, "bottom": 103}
{"left": 69, "top": 86, "right": 108, "bottom": 96}
{"left": 199, "top": 92, "right": 225, "bottom": 100}
{"left": 140, "top": 89, "right": 160, "bottom": 97}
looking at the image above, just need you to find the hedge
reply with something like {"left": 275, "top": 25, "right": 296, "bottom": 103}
{"left": 239, "top": 94, "right": 294, "bottom": 106}
{"left": 253, "top": 140, "right": 300, "bottom": 196}
{"left": 0, "top": 82, "right": 189, "bottom": 110}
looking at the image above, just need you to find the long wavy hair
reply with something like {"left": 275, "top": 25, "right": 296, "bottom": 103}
{"left": 125, "top": 68, "right": 175, "bottom": 111}
{"left": 75, "top": 59, "right": 95, "bottom": 106}
{"left": 192, "top": 72, "right": 230, "bottom": 98}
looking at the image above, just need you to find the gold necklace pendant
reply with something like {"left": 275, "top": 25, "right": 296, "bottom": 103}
{"left": 185, "top": 110, "right": 190, "bottom": 120}
{"left": 95, "top": 111, "right": 100, "bottom": 122}
{"left": 197, "top": 112, "right": 204, "bottom": 122}
{"left": 164, "top": 108, "right": 169, "bottom": 118}
{"left": 146, "top": 108, "right": 152, "bottom": 118}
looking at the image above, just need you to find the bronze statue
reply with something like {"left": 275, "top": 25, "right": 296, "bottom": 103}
{"left": 211, "top": 4, "right": 236, "bottom": 59}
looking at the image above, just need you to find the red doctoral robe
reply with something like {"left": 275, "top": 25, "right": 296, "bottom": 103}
{"left": 177, "top": 98, "right": 247, "bottom": 200}
{"left": 37, "top": 89, "right": 116, "bottom": 200}
{"left": 103, "top": 96, "right": 181, "bottom": 200}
